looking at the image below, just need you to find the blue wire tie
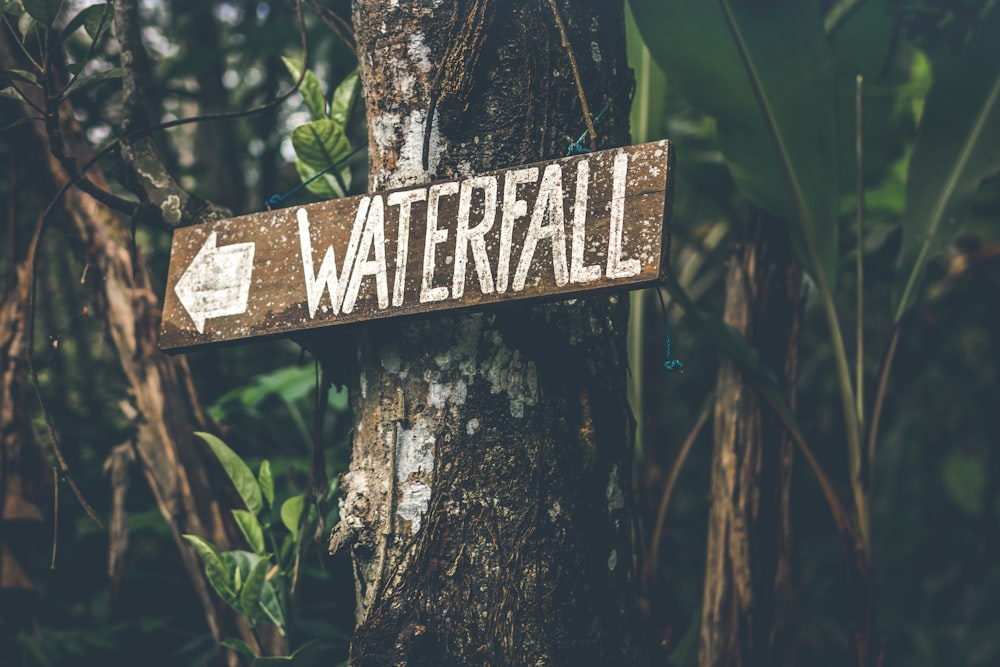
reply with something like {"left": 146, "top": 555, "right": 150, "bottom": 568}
{"left": 265, "top": 143, "right": 366, "bottom": 210}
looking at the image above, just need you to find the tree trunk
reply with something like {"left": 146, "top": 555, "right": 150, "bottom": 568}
{"left": 330, "top": 1, "right": 652, "bottom": 664}
{"left": 699, "top": 213, "right": 801, "bottom": 667}
{"left": 0, "top": 32, "right": 279, "bottom": 665}
{"left": 0, "top": 143, "right": 48, "bottom": 667}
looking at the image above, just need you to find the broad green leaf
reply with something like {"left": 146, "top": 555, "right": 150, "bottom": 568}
{"left": 1, "top": 68, "right": 37, "bottom": 84}
{"left": 195, "top": 432, "right": 263, "bottom": 515}
{"left": 0, "top": 88, "right": 27, "bottom": 101}
{"left": 942, "top": 453, "right": 985, "bottom": 515}
{"left": 258, "top": 460, "right": 274, "bottom": 509}
{"left": 280, "top": 494, "right": 305, "bottom": 540}
{"left": 629, "top": 0, "right": 840, "bottom": 286}
{"left": 23, "top": 0, "right": 59, "bottom": 27}
{"left": 59, "top": 67, "right": 124, "bottom": 99}
{"left": 282, "top": 56, "right": 327, "bottom": 121}
{"left": 329, "top": 69, "right": 359, "bottom": 126}
{"left": 295, "top": 158, "right": 350, "bottom": 199}
{"left": 182, "top": 534, "right": 235, "bottom": 603}
{"left": 58, "top": 3, "right": 111, "bottom": 43}
{"left": 232, "top": 509, "right": 266, "bottom": 556}
{"left": 292, "top": 119, "right": 352, "bottom": 198}
{"left": 239, "top": 556, "right": 270, "bottom": 618}
{"left": 221, "top": 638, "right": 257, "bottom": 659}
{"left": 625, "top": 4, "right": 666, "bottom": 145}
{"left": 292, "top": 119, "right": 351, "bottom": 170}
{"left": 82, "top": 1, "right": 112, "bottom": 39}
{"left": 892, "top": 9, "right": 1000, "bottom": 322}
{"left": 259, "top": 580, "right": 286, "bottom": 634}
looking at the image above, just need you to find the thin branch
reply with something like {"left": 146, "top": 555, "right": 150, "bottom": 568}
{"left": 546, "top": 0, "right": 597, "bottom": 150}
{"left": 649, "top": 398, "right": 712, "bottom": 583}
{"left": 305, "top": 0, "right": 356, "bottom": 55}
{"left": 754, "top": 381, "right": 861, "bottom": 557}
{"left": 26, "top": 207, "right": 104, "bottom": 531}
{"left": 41, "top": 71, "right": 139, "bottom": 215}
{"left": 864, "top": 326, "right": 900, "bottom": 487}
{"left": 855, "top": 73, "right": 865, "bottom": 427}
{"left": 112, "top": 0, "right": 308, "bottom": 226}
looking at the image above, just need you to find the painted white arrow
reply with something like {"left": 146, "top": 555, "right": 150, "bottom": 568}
{"left": 175, "top": 232, "right": 255, "bottom": 334}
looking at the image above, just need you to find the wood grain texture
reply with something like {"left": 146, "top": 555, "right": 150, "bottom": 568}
{"left": 160, "top": 140, "right": 672, "bottom": 351}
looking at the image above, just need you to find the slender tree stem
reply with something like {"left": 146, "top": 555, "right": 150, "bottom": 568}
{"left": 855, "top": 74, "right": 865, "bottom": 427}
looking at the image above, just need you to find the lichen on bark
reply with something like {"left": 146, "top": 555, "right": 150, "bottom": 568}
{"left": 331, "top": 1, "right": 653, "bottom": 664}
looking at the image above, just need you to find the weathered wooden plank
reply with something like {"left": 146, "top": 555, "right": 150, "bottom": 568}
{"left": 159, "top": 140, "right": 673, "bottom": 351}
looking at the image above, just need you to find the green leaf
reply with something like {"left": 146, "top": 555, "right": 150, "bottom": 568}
{"left": 221, "top": 638, "right": 257, "bottom": 660}
{"left": 239, "top": 556, "right": 270, "bottom": 618}
{"left": 629, "top": 0, "right": 840, "bottom": 286}
{"left": 59, "top": 67, "right": 124, "bottom": 98}
{"left": 23, "top": 0, "right": 60, "bottom": 27}
{"left": 892, "top": 9, "right": 1000, "bottom": 322}
{"left": 82, "top": 2, "right": 112, "bottom": 39}
{"left": 282, "top": 56, "right": 327, "bottom": 121}
{"left": 942, "top": 453, "right": 985, "bottom": 515}
{"left": 0, "top": 88, "right": 28, "bottom": 101}
{"left": 292, "top": 119, "right": 351, "bottom": 171}
{"left": 329, "top": 69, "right": 359, "bottom": 126}
{"left": 182, "top": 534, "right": 235, "bottom": 603}
{"left": 58, "top": 3, "right": 112, "bottom": 43}
{"left": 254, "top": 640, "right": 340, "bottom": 666}
{"left": 258, "top": 460, "right": 274, "bottom": 509}
{"left": 195, "top": 432, "right": 263, "bottom": 515}
{"left": 292, "top": 119, "right": 352, "bottom": 198}
{"left": 1, "top": 68, "right": 38, "bottom": 85}
{"left": 232, "top": 509, "right": 266, "bottom": 555}
{"left": 259, "top": 580, "right": 286, "bottom": 634}
{"left": 295, "top": 159, "right": 351, "bottom": 199}
{"left": 280, "top": 494, "right": 305, "bottom": 541}
{"left": 625, "top": 4, "right": 667, "bottom": 144}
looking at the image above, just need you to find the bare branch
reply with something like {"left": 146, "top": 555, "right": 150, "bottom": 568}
{"left": 112, "top": 0, "right": 230, "bottom": 228}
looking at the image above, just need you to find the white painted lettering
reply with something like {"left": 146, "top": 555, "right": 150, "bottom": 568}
{"left": 298, "top": 202, "right": 368, "bottom": 317}
{"left": 343, "top": 195, "right": 389, "bottom": 313}
{"left": 387, "top": 188, "right": 427, "bottom": 307}
{"left": 452, "top": 175, "right": 498, "bottom": 299}
{"left": 495, "top": 167, "right": 539, "bottom": 293}
{"left": 513, "top": 163, "right": 568, "bottom": 292}
{"left": 421, "top": 181, "right": 458, "bottom": 303}
{"left": 607, "top": 153, "right": 640, "bottom": 278}
{"left": 570, "top": 159, "right": 601, "bottom": 283}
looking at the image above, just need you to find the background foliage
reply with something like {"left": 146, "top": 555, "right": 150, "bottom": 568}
{"left": 1, "top": 0, "right": 998, "bottom": 665}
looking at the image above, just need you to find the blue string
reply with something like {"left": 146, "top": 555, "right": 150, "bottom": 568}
{"left": 266, "top": 143, "right": 367, "bottom": 210}
{"left": 656, "top": 288, "right": 684, "bottom": 374}
{"left": 566, "top": 81, "right": 632, "bottom": 156}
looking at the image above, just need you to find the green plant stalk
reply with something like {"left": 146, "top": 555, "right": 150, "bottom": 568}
{"left": 894, "top": 70, "right": 1000, "bottom": 323}
{"left": 718, "top": 0, "right": 868, "bottom": 552}
{"left": 628, "top": 290, "right": 646, "bottom": 458}
{"left": 855, "top": 74, "right": 865, "bottom": 427}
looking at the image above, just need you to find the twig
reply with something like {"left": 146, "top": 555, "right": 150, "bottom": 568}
{"left": 755, "top": 381, "right": 860, "bottom": 556}
{"left": 546, "top": 0, "right": 597, "bottom": 150}
{"left": 649, "top": 399, "right": 712, "bottom": 582}
{"left": 864, "top": 326, "right": 900, "bottom": 487}
{"left": 50, "top": 467, "right": 58, "bottom": 568}
{"left": 305, "top": 0, "right": 356, "bottom": 55}
{"left": 855, "top": 74, "right": 865, "bottom": 426}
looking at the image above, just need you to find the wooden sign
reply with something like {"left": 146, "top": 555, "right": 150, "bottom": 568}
{"left": 159, "top": 140, "right": 673, "bottom": 352}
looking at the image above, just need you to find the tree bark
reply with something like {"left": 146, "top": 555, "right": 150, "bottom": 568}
{"left": 699, "top": 213, "right": 801, "bottom": 667}
{"left": 0, "top": 31, "right": 278, "bottom": 665}
{"left": 0, "top": 142, "right": 48, "bottom": 667}
{"left": 330, "top": 1, "right": 653, "bottom": 664}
